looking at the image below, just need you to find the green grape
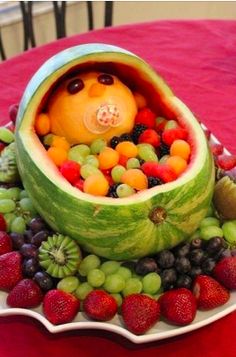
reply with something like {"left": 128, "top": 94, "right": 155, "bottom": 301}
{"left": 57, "top": 276, "right": 80, "bottom": 293}
{"left": 159, "top": 155, "right": 170, "bottom": 164}
{"left": 75, "top": 282, "right": 93, "bottom": 300}
{"left": 84, "top": 155, "right": 99, "bottom": 168}
{"left": 80, "top": 164, "right": 103, "bottom": 179}
{"left": 111, "top": 165, "right": 126, "bottom": 183}
{"left": 200, "top": 226, "right": 223, "bottom": 240}
{"left": 122, "top": 278, "right": 143, "bottom": 297}
{"left": 116, "top": 184, "right": 135, "bottom": 198}
{"left": 142, "top": 272, "right": 161, "bottom": 294}
{"left": 19, "top": 190, "right": 29, "bottom": 199}
{"left": 0, "top": 199, "right": 16, "bottom": 213}
{"left": 0, "top": 188, "right": 11, "bottom": 200}
{"left": 116, "top": 266, "right": 132, "bottom": 281}
{"left": 222, "top": 220, "right": 236, "bottom": 244}
{"left": 0, "top": 127, "right": 15, "bottom": 143}
{"left": 126, "top": 158, "right": 140, "bottom": 169}
{"left": 10, "top": 216, "right": 26, "bottom": 234}
{"left": 68, "top": 150, "right": 85, "bottom": 165}
{"left": 90, "top": 139, "right": 107, "bottom": 154}
{"left": 103, "top": 273, "right": 126, "bottom": 293}
{"left": 4, "top": 213, "right": 17, "bottom": 232}
{"left": 200, "top": 217, "right": 220, "bottom": 229}
{"left": 78, "top": 254, "right": 101, "bottom": 276}
{"left": 100, "top": 261, "right": 120, "bottom": 275}
{"left": 19, "top": 198, "right": 37, "bottom": 215}
{"left": 111, "top": 293, "right": 123, "bottom": 307}
{"left": 87, "top": 268, "right": 105, "bottom": 287}
{"left": 7, "top": 187, "right": 21, "bottom": 201}
{"left": 43, "top": 133, "right": 54, "bottom": 146}
{"left": 164, "top": 120, "right": 179, "bottom": 130}
{"left": 137, "top": 144, "right": 158, "bottom": 162}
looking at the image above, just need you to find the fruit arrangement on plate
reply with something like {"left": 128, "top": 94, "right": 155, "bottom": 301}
{"left": 0, "top": 44, "right": 236, "bottom": 339}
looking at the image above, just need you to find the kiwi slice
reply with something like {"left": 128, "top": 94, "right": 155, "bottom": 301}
{"left": 213, "top": 176, "right": 236, "bottom": 220}
{"left": 0, "top": 143, "right": 19, "bottom": 183}
{"left": 39, "top": 234, "right": 82, "bottom": 278}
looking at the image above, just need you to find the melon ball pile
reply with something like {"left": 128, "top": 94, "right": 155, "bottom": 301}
{"left": 34, "top": 73, "right": 192, "bottom": 198}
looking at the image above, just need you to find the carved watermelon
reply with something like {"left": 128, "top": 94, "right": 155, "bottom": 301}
{"left": 15, "top": 43, "right": 215, "bottom": 260}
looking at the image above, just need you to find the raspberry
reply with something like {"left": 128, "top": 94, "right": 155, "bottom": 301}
{"left": 138, "top": 129, "right": 161, "bottom": 148}
{"left": 135, "top": 108, "right": 156, "bottom": 129}
{"left": 131, "top": 124, "right": 147, "bottom": 144}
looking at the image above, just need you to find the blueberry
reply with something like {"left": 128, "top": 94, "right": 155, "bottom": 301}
{"left": 174, "top": 242, "right": 191, "bottom": 258}
{"left": 160, "top": 268, "right": 177, "bottom": 290}
{"left": 176, "top": 274, "right": 192, "bottom": 289}
{"left": 156, "top": 250, "right": 175, "bottom": 268}
{"left": 189, "top": 266, "right": 203, "bottom": 278}
{"left": 189, "top": 249, "right": 206, "bottom": 266}
{"left": 201, "top": 258, "right": 216, "bottom": 274}
{"left": 175, "top": 257, "right": 191, "bottom": 273}
{"left": 97, "top": 73, "right": 114, "bottom": 85}
{"left": 190, "top": 238, "right": 204, "bottom": 250}
{"left": 67, "top": 78, "right": 84, "bottom": 94}
{"left": 206, "top": 237, "right": 225, "bottom": 255}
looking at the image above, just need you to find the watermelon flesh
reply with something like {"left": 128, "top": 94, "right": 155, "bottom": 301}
{"left": 15, "top": 44, "right": 215, "bottom": 260}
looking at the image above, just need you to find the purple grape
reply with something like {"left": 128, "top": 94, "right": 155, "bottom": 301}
{"left": 135, "top": 257, "right": 159, "bottom": 276}
{"left": 10, "top": 232, "right": 25, "bottom": 250}
{"left": 23, "top": 258, "right": 39, "bottom": 277}
{"left": 20, "top": 243, "right": 38, "bottom": 258}
{"left": 24, "top": 230, "right": 34, "bottom": 243}
{"left": 34, "top": 271, "right": 54, "bottom": 291}
{"left": 29, "top": 217, "right": 47, "bottom": 233}
{"left": 206, "top": 237, "right": 225, "bottom": 255}
{"left": 31, "top": 230, "right": 49, "bottom": 247}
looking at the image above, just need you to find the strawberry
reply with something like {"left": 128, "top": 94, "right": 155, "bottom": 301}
{"left": 135, "top": 107, "right": 156, "bottom": 128}
{"left": 43, "top": 289, "right": 80, "bottom": 325}
{"left": 0, "top": 251, "right": 22, "bottom": 290}
{"left": 216, "top": 154, "right": 236, "bottom": 171}
{"left": 162, "top": 128, "right": 188, "bottom": 146}
{"left": 83, "top": 290, "right": 118, "bottom": 321}
{"left": 7, "top": 279, "right": 43, "bottom": 308}
{"left": 121, "top": 294, "right": 160, "bottom": 335}
{"left": 0, "top": 214, "right": 7, "bottom": 231}
{"left": 209, "top": 143, "right": 224, "bottom": 156}
{"left": 0, "top": 231, "right": 12, "bottom": 255}
{"left": 158, "top": 288, "right": 197, "bottom": 326}
{"left": 138, "top": 129, "right": 161, "bottom": 148}
{"left": 213, "top": 256, "right": 236, "bottom": 290}
{"left": 192, "top": 275, "right": 229, "bottom": 310}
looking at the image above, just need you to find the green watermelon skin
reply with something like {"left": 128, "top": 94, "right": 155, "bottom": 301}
{"left": 15, "top": 44, "right": 215, "bottom": 260}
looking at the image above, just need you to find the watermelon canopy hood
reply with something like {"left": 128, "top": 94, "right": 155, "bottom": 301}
{"left": 15, "top": 43, "right": 215, "bottom": 260}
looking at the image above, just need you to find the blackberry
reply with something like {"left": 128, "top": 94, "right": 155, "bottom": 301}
{"left": 119, "top": 133, "right": 133, "bottom": 142}
{"left": 159, "top": 142, "right": 170, "bottom": 157}
{"left": 107, "top": 183, "right": 120, "bottom": 198}
{"left": 148, "top": 176, "right": 163, "bottom": 188}
{"left": 139, "top": 159, "right": 145, "bottom": 166}
{"left": 110, "top": 136, "right": 120, "bottom": 149}
{"left": 131, "top": 124, "right": 147, "bottom": 144}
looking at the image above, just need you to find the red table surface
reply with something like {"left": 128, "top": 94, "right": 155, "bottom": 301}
{"left": 0, "top": 19, "right": 236, "bottom": 357}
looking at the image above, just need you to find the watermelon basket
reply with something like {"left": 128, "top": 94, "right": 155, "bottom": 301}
{"left": 0, "top": 44, "right": 235, "bottom": 343}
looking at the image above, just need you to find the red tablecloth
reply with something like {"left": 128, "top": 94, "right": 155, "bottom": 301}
{"left": 0, "top": 19, "right": 236, "bottom": 357}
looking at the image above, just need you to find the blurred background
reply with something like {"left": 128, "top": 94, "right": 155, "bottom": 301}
{"left": 1, "top": 1, "right": 236, "bottom": 59}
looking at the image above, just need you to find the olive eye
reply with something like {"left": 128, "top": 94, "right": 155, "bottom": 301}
{"left": 97, "top": 73, "right": 114, "bottom": 85}
{"left": 67, "top": 78, "right": 84, "bottom": 94}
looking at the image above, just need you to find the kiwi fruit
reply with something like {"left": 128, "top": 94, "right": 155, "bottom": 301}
{"left": 213, "top": 175, "right": 236, "bottom": 220}
{"left": 0, "top": 143, "right": 19, "bottom": 183}
{"left": 39, "top": 234, "right": 82, "bottom": 278}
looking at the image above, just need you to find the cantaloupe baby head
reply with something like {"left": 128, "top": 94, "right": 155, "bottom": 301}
{"left": 48, "top": 71, "right": 138, "bottom": 145}
{"left": 15, "top": 43, "right": 215, "bottom": 260}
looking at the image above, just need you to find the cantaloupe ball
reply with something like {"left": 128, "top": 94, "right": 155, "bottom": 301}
{"left": 83, "top": 174, "right": 109, "bottom": 196}
{"left": 98, "top": 147, "right": 120, "bottom": 170}
{"left": 166, "top": 156, "right": 187, "bottom": 176}
{"left": 115, "top": 141, "right": 138, "bottom": 158}
{"left": 47, "top": 146, "right": 68, "bottom": 167}
{"left": 121, "top": 169, "right": 148, "bottom": 190}
{"left": 170, "top": 140, "right": 191, "bottom": 161}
